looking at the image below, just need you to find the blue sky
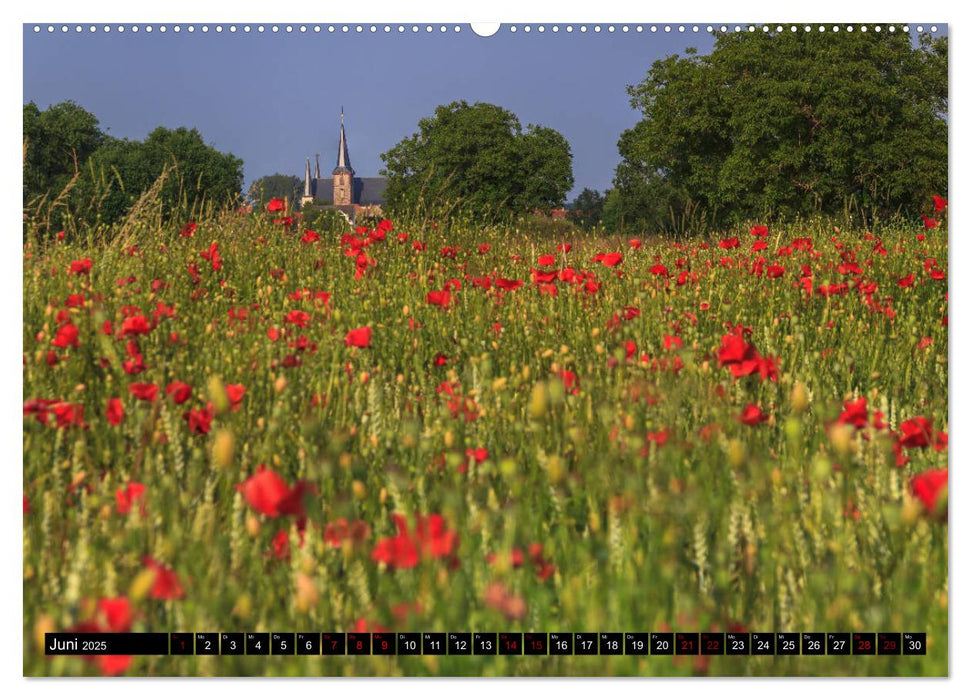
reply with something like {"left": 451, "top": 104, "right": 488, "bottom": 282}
{"left": 22, "top": 25, "right": 718, "bottom": 199}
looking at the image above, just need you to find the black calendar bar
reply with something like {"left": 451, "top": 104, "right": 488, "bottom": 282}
{"left": 40, "top": 632, "right": 929, "bottom": 656}
{"left": 44, "top": 633, "right": 169, "bottom": 655}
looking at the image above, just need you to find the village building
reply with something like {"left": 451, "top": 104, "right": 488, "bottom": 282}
{"left": 301, "top": 110, "right": 387, "bottom": 222}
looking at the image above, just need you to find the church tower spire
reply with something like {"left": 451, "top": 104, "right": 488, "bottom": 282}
{"left": 314, "top": 153, "right": 321, "bottom": 180}
{"left": 333, "top": 108, "right": 354, "bottom": 206}
{"left": 334, "top": 107, "right": 353, "bottom": 174}
{"left": 301, "top": 157, "right": 314, "bottom": 206}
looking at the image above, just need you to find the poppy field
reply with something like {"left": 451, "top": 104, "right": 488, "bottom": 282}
{"left": 22, "top": 202, "right": 948, "bottom": 676}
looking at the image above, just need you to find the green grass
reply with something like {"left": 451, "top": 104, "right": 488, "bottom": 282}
{"left": 23, "top": 209, "right": 948, "bottom": 676}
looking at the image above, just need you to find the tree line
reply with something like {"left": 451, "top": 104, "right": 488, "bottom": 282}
{"left": 23, "top": 101, "right": 243, "bottom": 234}
{"left": 25, "top": 28, "right": 946, "bottom": 237}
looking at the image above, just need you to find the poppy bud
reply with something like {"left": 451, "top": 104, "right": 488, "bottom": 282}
{"left": 545, "top": 455, "right": 565, "bottom": 484}
{"left": 727, "top": 439, "right": 746, "bottom": 468}
{"left": 902, "top": 497, "right": 920, "bottom": 526}
{"left": 829, "top": 423, "right": 855, "bottom": 459}
{"left": 791, "top": 381, "right": 809, "bottom": 413}
{"left": 129, "top": 567, "right": 156, "bottom": 602}
{"left": 34, "top": 614, "right": 55, "bottom": 654}
{"left": 207, "top": 376, "right": 230, "bottom": 414}
{"left": 529, "top": 382, "right": 549, "bottom": 418}
{"left": 212, "top": 430, "right": 235, "bottom": 469}
{"left": 294, "top": 573, "right": 318, "bottom": 613}
{"left": 232, "top": 593, "right": 253, "bottom": 621}
{"left": 246, "top": 514, "right": 261, "bottom": 537}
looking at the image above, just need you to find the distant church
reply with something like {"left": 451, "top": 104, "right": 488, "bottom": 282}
{"left": 301, "top": 110, "right": 387, "bottom": 221}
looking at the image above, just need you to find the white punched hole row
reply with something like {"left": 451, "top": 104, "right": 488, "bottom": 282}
{"left": 32, "top": 24, "right": 941, "bottom": 36}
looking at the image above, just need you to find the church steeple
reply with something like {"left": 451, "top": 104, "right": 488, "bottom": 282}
{"left": 332, "top": 109, "right": 354, "bottom": 206}
{"left": 334, "top": 108, "right": 353, "bottom": 175}
{"left": 301, "top": 157, "right": 314, "bottom": 205}
{"left": 314, "top": 153, "right": 321, "bottom": 180}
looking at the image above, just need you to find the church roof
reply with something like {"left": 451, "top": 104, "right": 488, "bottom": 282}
{"left": 355, "top": 177, "right": 387, "bottom": 205}
{"left": 310, "top": 177, "right": 387, "bottom": 205}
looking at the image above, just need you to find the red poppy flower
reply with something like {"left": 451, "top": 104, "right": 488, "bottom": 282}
{"left": 739, "top": 404, "right": 768, "bottom": 426}
{"left": 106, "top": 398, "right": 124, "bottom": 426}
{"left": 142, "top": 556, "right": 185, "bottom": 600}
{"left": 898, "top": 417, "right": 934, "bottom": 448}
{"left": 237, "top": 467, "right": 289, "bottom": 516}
{"left": 115, "top": 482, "right": 146, "bottom": 515}
{"left": 301, "top": 229, "right": 320, "bottom": 244}
{"left": 323, "top": 518, "right": 371, "bottom": 548}
{"left": 910, "top": 469, "right": 947, "bottom": 518}
{"left": 593, "top": 252, "right": 623, "bottom": 267}
{"left": 719, "top": 237, "right": 740, "bottom": 249}
{"left": 466, "top": 447, "right": 489, "bottom": 465}
{"left": 269, "top": 529, "right": 291, "bottom": 560}
{"left": 557, "top": 243, "right": 572, "bottom": 253}
{"left": 128, "top": 383, "right": 158, "bottom": 402}
{"left": 555, "top": 368, "right": 579, "bottom": 394}
{"left": 225, "top": 384, "right": 246, "bottom": 410}
{"left": 267, "top": 198, "right": 287, "bottom": 212}
{"left": 663, "top": 335, "right": 683, "bottom": 350}
{"left": 236, "top": 465, "right": 309, "bottom": 520}
{"left": 426, "top": 290, "right": 452, "bottom": 308}
{"left": 371, "top": 513, "right": 459, "bottom": 569}
{"left": 179, "top": 222, "right": 197, "bottom": 237}
{"left": 496, "top": 278, "right": 523, "bottom": 291}
{"left": 629, "top": 238, "right": 642, "bottom": 249}
{"left": 922, "top": 214, "right": 938, "bottom": 230}
{"left": 897, "top": 274, "right": 915, "bottom": 288}
{"left": 69, "top": 258, "right": 92, "bottom": 275}
{"left": 717, "top": 332, "right": 760, "bottom": 378}
{"left": 166, "top": 381, "right": 193, "bottom": 404}
{"left": 184, "top": 406, "right": 213, "bottom": 435}
{"left": 750, "top": 225, "right": 769, "bottom": 237}
{"left": 537, "top": 254, "right": 556, "bottom": 266}
{"left": 345, "top": 326, "right": 372, "bottom": 348}
{"left": 51, "top": 323, "right": 80, "bottom": 349}
{"left": 285, "top": 310, "right": 310, "bottom": 327}
{"left": 836, "top": 397, "right": 868, "bottom": 429}
{"left": 933, "top": 195, "right": 947, "bottom": 212}
{"left": 120, "top": 314, "right": 152, "bottom": 338}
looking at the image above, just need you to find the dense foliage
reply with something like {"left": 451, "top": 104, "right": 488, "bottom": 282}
{"left": 381, "top": 101, "right": 574, "bottom": 219}
{"left": 23, "top": 102, "right": 243, "bottom": 233}
{"left": 248, "top": 174, "right": 304, "bottom": 208}
{"left": 612, "top": 30, "right": 947, "bottom": 233}
{"left": 23, "top": 100, "right": 105, "bottom": 206}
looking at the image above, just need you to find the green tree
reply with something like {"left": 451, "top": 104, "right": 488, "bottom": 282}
{"left": 615, "top": 29, "right": 947, "bottom": 231}
{"left": 23, "top": 100, "right": 106, "bottom": 205}
{"left": 248, "top": 174, "right": 303, "bottom": 208}
{"left": 381, "top": 101, "right": 573, "bottom": 218}
{"left": 568, "top": 188, "right": 606, "bottom": 229}
{"left": 75, "top": 126, "right": 244, "bottom": 225}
